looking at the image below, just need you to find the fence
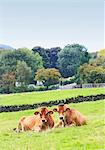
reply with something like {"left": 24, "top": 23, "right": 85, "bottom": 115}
{"left": 59, "top": 83, "right": 105, "bottom": 90}
{"left": 82, "top": 83, "right": 105, "bottom": 88}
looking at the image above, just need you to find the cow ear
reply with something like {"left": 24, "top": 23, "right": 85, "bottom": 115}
{"left": 65, "top": 108, "right": 70, "bottom": 112}
{"left": 34, "top": 111, "right": 40, "bottom": 115}
{"left": 53, "top": 108, "right": 57, "bottom": 112}
{"left": 47, "top": 111, "right": 53, "bottom": 115}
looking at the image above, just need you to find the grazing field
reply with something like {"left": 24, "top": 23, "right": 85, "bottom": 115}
{"left": 0, "top": 88, "right": 105, "bottom": 106}
{"left": 0, "top": 100, "right": 105, "bottom": 150}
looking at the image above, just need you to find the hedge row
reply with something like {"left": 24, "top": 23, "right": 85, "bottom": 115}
{"left": 0, "top": 94, "right": 105, "bottom": 113}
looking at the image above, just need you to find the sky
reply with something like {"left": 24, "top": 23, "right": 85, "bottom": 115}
{"left": 0, "top": 0, "right": 104, "bottom": 52}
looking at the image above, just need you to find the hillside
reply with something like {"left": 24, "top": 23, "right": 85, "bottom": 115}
{"left": 0, "top": 44, "right": 14, "bottom": 50}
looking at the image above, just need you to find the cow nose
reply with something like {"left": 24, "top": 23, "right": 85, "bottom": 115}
{"left": 42, "top": 119, "right": 45, "bottom": 123}
{"left": 59, "top": 116, "right": 64, "bottom": 120}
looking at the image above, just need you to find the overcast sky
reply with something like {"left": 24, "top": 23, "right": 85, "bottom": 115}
{"left": 0, "top": 0, "right": 104, "bottom": 52}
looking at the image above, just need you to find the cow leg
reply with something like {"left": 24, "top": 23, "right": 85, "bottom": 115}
{"left": 15, "top": 122, "right": 22, "bottom": 133}
{"left": 54, "top": 121, "right": 63, "bottom": 128}
{"left": 21, "top": 123, "right": 25, "bottom": 132}
{"left": 61, "top": 120, "right": 66, "bottom": 128}
{"left": 16, "top": 128, "right": 20, "bottom": 133}
{"left": 68, "top": 122, "right": 76, "bottom": 127}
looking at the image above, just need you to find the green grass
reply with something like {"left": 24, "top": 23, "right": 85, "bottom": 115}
{"left": 0, "top": 100, "right": 105, "bottom": 150}
{"left": 0, "top": 88, "right": 105, "bottom": 106}
{"left": 0, "top": 88, "right": 105, "bottom": 149}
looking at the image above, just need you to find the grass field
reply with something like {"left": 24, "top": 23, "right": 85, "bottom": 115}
{"left": 0, "top": 100, "right": 105, "bottom": 150}
{"left": 0, "top": 88, "right": 105, "bottom": 106}
{"left": 0, "top": 88, "right": 105, "bottom": 150}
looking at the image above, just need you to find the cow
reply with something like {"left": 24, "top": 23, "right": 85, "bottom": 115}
{"left": 53, "top": 103, "right": 87, "bottom": 128}
{"left": 14, "top": 107, "right": 54, "bottom": 132}
{"left": 14, "top": 113, "right": 42, "bottom": 132}
{"left": 34, "top": 107, "right": 54, "bottom": 131}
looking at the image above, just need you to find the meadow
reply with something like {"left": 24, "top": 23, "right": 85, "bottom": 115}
{"left": 0, "top": 88, "right": 105, "bottom": 106}
{"left": 0, "top": 88, "right": 105, "bottom": 150}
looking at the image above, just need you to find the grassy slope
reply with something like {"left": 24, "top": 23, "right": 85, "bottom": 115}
{"left": 0, "top": 88, "right": 105, "bottom": 106}
{"left": 0, "top": 100, "right": 105, "bottom": 150}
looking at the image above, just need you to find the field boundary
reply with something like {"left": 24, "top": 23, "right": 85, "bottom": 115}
{"left": 0, "top": 94, "right": 105, "bottom": 113}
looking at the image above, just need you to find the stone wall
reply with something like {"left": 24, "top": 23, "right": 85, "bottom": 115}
{"left": 0, "top": 94, "right": 105, "bottom": 113}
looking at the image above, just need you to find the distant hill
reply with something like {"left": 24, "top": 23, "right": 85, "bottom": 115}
{"left": 0, "top": 44, "right": 14, "bottom": 50}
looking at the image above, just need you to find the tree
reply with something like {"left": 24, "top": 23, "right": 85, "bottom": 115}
{"left": 46, "top": 47, "right": 61, "bottom": 68}
{"left": 57, "top": 44, "right": 90, "bottom": 77}
{"left": 32, "top": 46, "right": 61, "bottom": 68}
{"left": 0, "top": 48, "right": 43, "bottom": 80}
{"left": 76, "top": 64, "right": 105, "bottom": 84}
{"left": 16, "top": 61, "right": 32, "bottom": 85}
{"left": 76, "top": 49, "right": 105, "bottom": 84}
{"left": 97, "top": 49, "right": 105, "bottom": 57}
{"left": 89, "top": 49, "right": 105, "bottom": 68}
{"left": 35, "top": 68, "right": 61, "bottom": 89}
{"left": 32, "top": 46, "right": 49, "bottom": 68}
{"left": 0, "top": 72, "right": 16, "bottom": 93}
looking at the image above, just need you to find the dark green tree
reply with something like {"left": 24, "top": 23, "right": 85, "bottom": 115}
{"left": 57, "top": 44, "right": 90, "bottom": 77}
{"left": 32, "top": 46, "right": 61, "bottom": 68}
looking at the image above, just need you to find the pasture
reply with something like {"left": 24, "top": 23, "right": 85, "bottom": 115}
{"left": 0, "top": 88, "right": 105, "bottom": 150}
{"left": 0, "top": 88, "right": 105, "bottom": 106}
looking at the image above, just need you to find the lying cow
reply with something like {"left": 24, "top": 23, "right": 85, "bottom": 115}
{"left": 53, "top": 104, "right": 87, "bottom": 128}
{"left": 14, "top": 107, "right": 54, "bottom": 132}
{"left": 34, "top": 107, "right": 54, "bottom": 130}
{"left": 14, "top": 113, "right": 42, "bottom": 132}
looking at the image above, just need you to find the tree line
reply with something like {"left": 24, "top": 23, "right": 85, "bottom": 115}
{"left": 0, "top": 44, "right": 105, "bottom": 93}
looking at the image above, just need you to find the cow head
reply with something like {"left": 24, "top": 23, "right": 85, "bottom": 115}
{"left": 34, "top": 107, "right": 53, "bottom": 125}
{"left": 53, "top": 104, "right": 70, "bottom": 122}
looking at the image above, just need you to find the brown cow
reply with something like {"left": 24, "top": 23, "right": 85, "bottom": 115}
{"left": 15, "top": 107, "right": 54, "bottom": 132}
{"left": 34, "top": 107, "right": 54, "bottom": 131}
{"left": 15, "top": 114, "right": 42, "bottom": 132}
{"left": 53, "top": 104, "right": 86, "bottom": 128}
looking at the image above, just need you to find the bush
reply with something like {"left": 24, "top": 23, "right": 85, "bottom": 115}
{"left": 34, "top": 86, "right": 46, "bottom": 91}
{"left": 61, "top": 77, "right": 75, "bottom": 85}
{"left": 27, "top": 85, "right": 36, "bottom": 92}
{"left": 0, "top": 83, "right": 59, "bottom": 94}
{"left": 48, "top": 85, "right": 59, "bottom": 90}
{"left": 0, "top": 85, "right": 58, "bottom": 94}
{"left": 0, "top": 87, "right": 8, "bottom": 94}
